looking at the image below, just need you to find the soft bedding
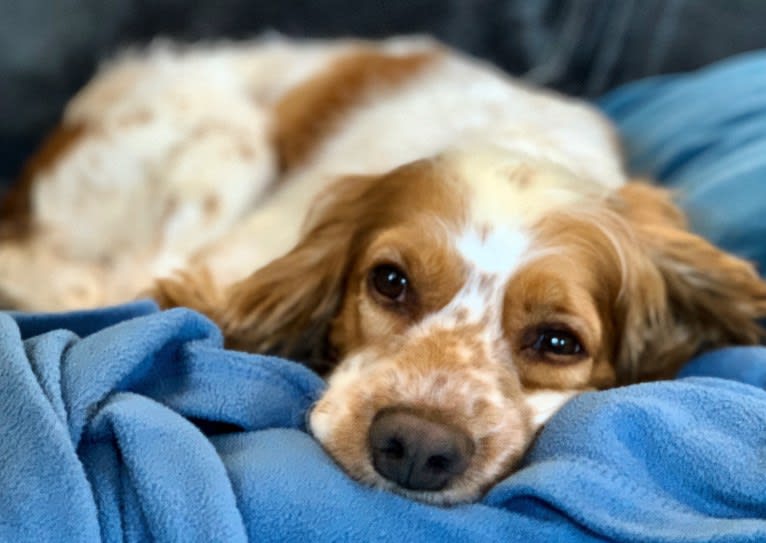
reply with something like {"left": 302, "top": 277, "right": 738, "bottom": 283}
{"left": 2, "top": 51, "right": 766, "bottom": 542}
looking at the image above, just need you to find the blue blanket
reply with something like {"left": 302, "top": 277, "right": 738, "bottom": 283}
{"left": 3, "top": 51, "right": 766, "bottom": 542}
{"left": 2, "top": 302, "right": 765, "bottom": 542}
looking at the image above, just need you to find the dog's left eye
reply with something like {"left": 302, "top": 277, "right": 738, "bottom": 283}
{"left": 369, "top": 264, "right": 409, "bottom": 303}
{"left": 526, "top": 327, "right": 585, "bottom": 360}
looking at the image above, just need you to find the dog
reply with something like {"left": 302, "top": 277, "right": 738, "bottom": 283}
{"left": 2, "top": 36, "right": 765, "bottom": 505}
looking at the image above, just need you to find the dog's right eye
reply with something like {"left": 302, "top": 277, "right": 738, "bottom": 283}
{"left": 369, "top": 264, "right": 409, "bottom": 303}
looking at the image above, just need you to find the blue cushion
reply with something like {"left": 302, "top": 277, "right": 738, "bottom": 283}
{"left": 600, "top": 51, "right": 766, "bottom": 273}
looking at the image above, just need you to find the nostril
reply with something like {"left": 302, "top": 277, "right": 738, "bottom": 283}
{"left": 368, "top": 408, "right": 474, "bottom": 492}
{"left": 426, "top": 454, "right": 451, "bottom": 472}
{"left": 377, "top": 436, "right": 406, "bottom": 459}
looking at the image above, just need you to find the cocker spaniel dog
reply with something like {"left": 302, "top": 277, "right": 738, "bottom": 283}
{"left": 2, "top": 36, "right": 765, "bottom": 505}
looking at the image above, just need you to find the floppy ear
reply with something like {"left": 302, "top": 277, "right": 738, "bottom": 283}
{"left": 154, "top": 174, "right": 381, "bottom": 372}
{"left": 611, "top": 182, "right": 766, "bottom": 383}
{"left": 152, "top": 266, "right": 226, "bottom": 320}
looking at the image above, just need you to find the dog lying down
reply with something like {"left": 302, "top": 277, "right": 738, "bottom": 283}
{"left": 1, "top": 36, "right": 765, "bottom": 505}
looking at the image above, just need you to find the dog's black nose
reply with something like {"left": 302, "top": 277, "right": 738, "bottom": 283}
{"left": 368, "top": 409, "right": 474, "bottom": 491}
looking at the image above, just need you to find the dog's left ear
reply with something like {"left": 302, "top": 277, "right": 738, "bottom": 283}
{"left": 610, "top": 182, "right": 766, "bottom": 382}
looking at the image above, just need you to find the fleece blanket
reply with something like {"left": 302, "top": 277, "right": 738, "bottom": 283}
{"left": 1, "top": 302, "right": 765, "bottom": 542}
{"left": 3, "top": 51, "right": 766, "bottom": 542}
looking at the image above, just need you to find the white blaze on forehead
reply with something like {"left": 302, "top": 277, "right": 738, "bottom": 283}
{"left": 418, "top": 224, "right": 532, "bottom": 333}
{"left": 455, "top": 226, "right": 530, "bottom": 277}
{"left": 412, "top": 146, "right": 602, "bottom": 338}
{"left": 428, "top": 145, "right": 604, "bottom": 323}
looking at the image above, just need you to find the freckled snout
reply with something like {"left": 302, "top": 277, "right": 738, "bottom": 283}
{"left": 368, "top": 408, "right": 475, "bottom": 491}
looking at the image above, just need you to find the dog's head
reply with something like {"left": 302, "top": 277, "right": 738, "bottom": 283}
{"left": 157, "top": 148, "right": 766, "bottom": 504}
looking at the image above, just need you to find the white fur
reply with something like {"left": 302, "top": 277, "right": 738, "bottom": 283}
{"left": 524, "top": 389, "right": 582, "bottom": 428}
{"left": 456, "top": 226, "right": 530, "bottom": 278}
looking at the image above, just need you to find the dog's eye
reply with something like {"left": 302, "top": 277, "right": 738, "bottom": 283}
{"left": 369, "top": 264, "right": 409, "bottom": 303}
{"left": 526, "top": 327, "right": 585, "bottom": 360}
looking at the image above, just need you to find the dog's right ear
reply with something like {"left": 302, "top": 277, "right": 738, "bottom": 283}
{"left": 154, "top": 174, "right": 382, "bottom": 371}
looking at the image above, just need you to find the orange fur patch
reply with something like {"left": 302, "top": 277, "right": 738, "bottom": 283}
{"left": 272, "top": 49, "right": 439, "bottom": 171}
{"left": 0, "top": 122, "right": 86, "bottom": 240}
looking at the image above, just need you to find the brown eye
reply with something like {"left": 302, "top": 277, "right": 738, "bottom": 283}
{"left": 526, "top": 327, "right": 585, "bottom": 360}
{"left": 369, "top": 264, "right": 409, "bottom": 303}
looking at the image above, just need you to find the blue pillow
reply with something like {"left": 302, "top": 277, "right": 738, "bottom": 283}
{"left": 599, "top": 51, "right": 766, "bottom": 273}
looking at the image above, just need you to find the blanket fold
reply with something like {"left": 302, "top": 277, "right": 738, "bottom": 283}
{"left": 2, "top": 302, "right": 325, "bottom": 542}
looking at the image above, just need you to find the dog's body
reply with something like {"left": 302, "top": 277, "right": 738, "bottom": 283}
{"left": 2, "top": 36, "right": 765, "bottom": 504}
{"left": 0, "top": 36, "right": 623, "bottom": 310}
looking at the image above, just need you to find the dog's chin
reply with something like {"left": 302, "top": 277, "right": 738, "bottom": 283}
{"left": 329, "top": 456, "right": 488, "bottom": 506}
{"left": 367, "top": 476, "right": 487, "bottom": 506}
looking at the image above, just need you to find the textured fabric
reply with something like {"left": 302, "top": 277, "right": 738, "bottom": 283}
{"left": 600, "top": 50, "right": 766, "bottom": 272}
{"left": 1, "top": 303, "right": 765, "bottom": 542}
{"left": 1, "top": 303, "right": 323, "bottom": 542}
